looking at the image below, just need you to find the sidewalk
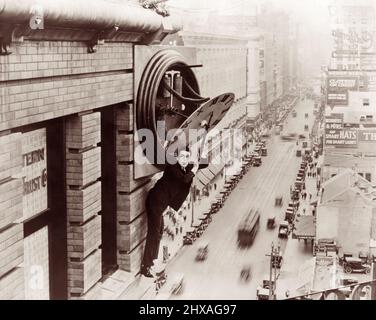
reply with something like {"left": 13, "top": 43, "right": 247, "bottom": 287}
{"left": 275, "top": 236, "right": 313, "bottom": 299}
{"left": 276, "top": 152, "right": 320, "bottom": 299}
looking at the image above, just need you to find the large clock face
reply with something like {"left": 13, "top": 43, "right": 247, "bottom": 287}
{"left": 167, "top": 92, "right": 235, "bottom": 152}
{"left": 136, "top": 49, "right": 206, "bottom": 166}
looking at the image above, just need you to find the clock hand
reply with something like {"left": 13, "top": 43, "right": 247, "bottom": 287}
{"left": 207, "top": 111, "right": 214, "bottom": 127}
{"left": 164, "top": 107, "right": 189, "bottom": 119}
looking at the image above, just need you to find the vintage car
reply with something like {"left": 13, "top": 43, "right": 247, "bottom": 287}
{"left": 183, "top": 227, "right": 196, "bottom": 245}
{"left": 170, "top": 273, "right": 185, "bottom": 295}
{"left": 254, "top": 146, "right": 262, "bottom": 156}
{"left": 253, "top": 156, "right": 262, "bottom": 167}
{"left": 196, "top": 241, "right": 209, "bottom": 261}
{"left": 278, "top": 221, "right": 289, "bottom": 238}
{"left": 343, "top": 257, "right": 371, "bottom": 274}
{"left": 275, "top": 196, "right": 283, "bottom": 207}
{"left": 281, "top": 135, "right": 295, "bottom": 141}
{"left": 240, "top": 265, "right": 252, "bottom": 281}
{"left": 256, "top": 279, "right": 276, "bottom": 300}
{"left": 267, "top": 216, "right": 276, "bottom": 229}
{"left": 256, "top": 287, "right": 271, "bottom": 300}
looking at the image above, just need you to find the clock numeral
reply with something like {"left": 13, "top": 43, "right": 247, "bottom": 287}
{"left": 196, "top": 108, "right": 204, "bottom": 116}
{"left": 212, "top": 97, "right": 219, "bottom": 105}
{"left": 221, "top": 94, "right": 230, "bottom": 103}
{"left": 181, "top": 120, "right": 192, "bottom": 129}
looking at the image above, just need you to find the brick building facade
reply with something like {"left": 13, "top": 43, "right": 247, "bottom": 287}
{"left": 0, "top": 0, "right": 261, "bottom": 299}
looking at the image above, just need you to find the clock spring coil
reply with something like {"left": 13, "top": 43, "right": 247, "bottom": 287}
{"left": 137, "top": 49, "right": 202, "bottom": 153}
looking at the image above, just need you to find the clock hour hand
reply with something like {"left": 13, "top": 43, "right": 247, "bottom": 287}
{"left": 161, "top": 106, "right": 189, "bottom": 119}
{"left": 207, "top": 111, "right": 214, "bottom": 128}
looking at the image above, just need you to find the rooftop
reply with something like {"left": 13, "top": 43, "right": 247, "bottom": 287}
{"left": 320, "top": 168, "right": 376, "bottom": 205}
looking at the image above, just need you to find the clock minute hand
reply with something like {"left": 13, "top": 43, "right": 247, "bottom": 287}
{"left": 207, "top": 111, "right": 214, "bottom": 128}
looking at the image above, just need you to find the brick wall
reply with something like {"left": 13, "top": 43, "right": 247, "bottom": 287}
{"left": 115, "top": 104, "right": 154, "bottom": 273}
{"left": 0, "top": 41, "right": 133, "bottom": 132}
{"left": 65, "top": 112, "right": 102, "bottom": 298}
{"left": 1, "top": 38, "right": 136, "bottom": 299}
{"left": 0, "top": 133, "right": 25, "bottom": 300}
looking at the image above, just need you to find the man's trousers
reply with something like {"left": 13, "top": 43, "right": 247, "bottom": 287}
{"left": 141, "top": 194, "right": 166, "bottom": 267}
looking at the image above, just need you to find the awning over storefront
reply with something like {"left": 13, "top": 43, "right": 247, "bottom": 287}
{"left": 293, "top": 216, "right": 315, "bottom": 240}
{"left": 194, "top": 177, "right": 206, "bottom": 190}
{"left": 207, "top": 163, "right": 223, "bottom": 177}
{"left": 195, "top": 162, "right": 224, "bottom": 190}
{"left": 196, "top": 171, "right": 211, "bottom": 186}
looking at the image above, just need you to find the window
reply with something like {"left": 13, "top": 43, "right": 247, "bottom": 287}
{"left": 365, "top": 173, "right": 371, "bottom": 182}
{"left": 363, "top": 99, "right": 370, "bottom": 106}
{"left": 358, "top": 172, "right": 364, "bottom": 177}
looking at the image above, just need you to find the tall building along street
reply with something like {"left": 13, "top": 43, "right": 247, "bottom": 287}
{"left": 0, "top": 0, "right": 375, "bottom": 301}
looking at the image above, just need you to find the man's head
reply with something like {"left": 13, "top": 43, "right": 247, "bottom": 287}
{"left": 177, "top": 149, "right": 190, "bottom": 168}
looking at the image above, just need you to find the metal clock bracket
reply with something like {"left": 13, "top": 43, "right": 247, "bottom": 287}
{"left": 0, "top": 22, "right": 41, "bottom": 55}
{"left": 87, "top": 25, "right": 119, "bottom": 54}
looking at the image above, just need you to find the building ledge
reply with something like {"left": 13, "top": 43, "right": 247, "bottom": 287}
{"left": 0, "top": 0, "right": 182, "bottom": 53}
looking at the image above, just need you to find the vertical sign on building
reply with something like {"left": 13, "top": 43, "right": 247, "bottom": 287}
{"left": 21, "top": 128, "right": 50, "bottom": 299}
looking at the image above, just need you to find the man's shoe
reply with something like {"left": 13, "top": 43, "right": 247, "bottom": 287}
{"left": 140, "top": 265, "right": 153, "bottom": 278}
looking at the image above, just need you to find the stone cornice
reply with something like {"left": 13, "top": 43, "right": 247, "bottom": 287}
{"left": 0, "top": 0, "right": 182, "bottom": 53}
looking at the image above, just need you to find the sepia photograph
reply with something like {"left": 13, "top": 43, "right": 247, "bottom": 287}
{"left": 0, "top": 0, "right": 375, "bottom": 305}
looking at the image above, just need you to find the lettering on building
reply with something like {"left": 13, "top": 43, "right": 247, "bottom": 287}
{"left": 22, "top": 129, "right": 48, "bottom": 219}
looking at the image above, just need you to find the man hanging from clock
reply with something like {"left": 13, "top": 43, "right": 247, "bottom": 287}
{"left": 140, "top": 122, "right": 209, "bottom": 278}
{"left": 140, "top": 90, "right": 235, "bottom": 277}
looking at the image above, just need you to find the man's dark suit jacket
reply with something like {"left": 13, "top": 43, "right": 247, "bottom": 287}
{"left": 148, "top": 161, "right": 209, "bottom": 212}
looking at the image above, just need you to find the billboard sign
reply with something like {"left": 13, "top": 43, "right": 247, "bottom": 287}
{"left": 325, "top": 129, "right": 358, "bottom": 147}
{"left": 326, "top": 77, "right": 358, "bottom": 106}
{"left": 325, "top": 114, "right": 358, "bottom": 147}
{"left": 327, "top": 70, "right": 376, "bottom": 92}
{"left": 359, "top": 130, "right": 376, "bottom": 142}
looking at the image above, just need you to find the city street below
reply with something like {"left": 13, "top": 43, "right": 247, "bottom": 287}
{"left": 150, "top": 98, "right": 317, "bottom": 300}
